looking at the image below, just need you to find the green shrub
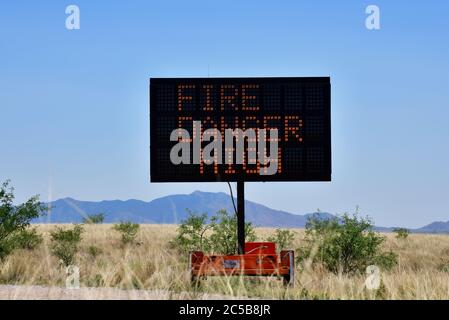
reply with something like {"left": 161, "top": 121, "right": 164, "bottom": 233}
{"left": 87, "top": 245, "right": 103, "bottom": 258}
{"left": 11, "top": 227, "right": 43, "bottom": 250}
{"left": 297, "top": 213, "right": 397, "bottom": 275}
{"left": 113, "top": 221, "right": 140, "bottom": 244}
{"left": 172, "top": 209, "right": 256, "bottom": 255}
{"left": 266, "top": 229, "right": 296, "bottom": 251}
{"left": 171, "top": 211, "right": 212, "bottom": 252}
{"left": 87, "top": 274, "right": 105, "bottom": 287}
{"left": 209, "top": 209, "right": 256, "bottom": 255}
{"left": 0, "top": 180, "right": 45, "bottom": 260}
{"left": 393, "top": 228, "right": 409, "bottom": 239}
{"left": 50, "top": 225, "right": 83, "bottom": 266}
{"left": 438, "top": 260, "right": 449, "bottom": 273}
{"left": 83, "top": 213, "right": 105, "bottom": 224}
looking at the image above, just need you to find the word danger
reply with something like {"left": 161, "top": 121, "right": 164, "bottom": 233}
{"left": 170, "top": 121, "right": 279, "bottom": 175}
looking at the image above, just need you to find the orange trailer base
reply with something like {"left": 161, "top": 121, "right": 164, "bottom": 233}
{"left": 189, "top": 242, "right": 295, "bottom": 286}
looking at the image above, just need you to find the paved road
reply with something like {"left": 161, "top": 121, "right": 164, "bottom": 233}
{"left": 0, "top": 285, "right": 252, "bottom": 300}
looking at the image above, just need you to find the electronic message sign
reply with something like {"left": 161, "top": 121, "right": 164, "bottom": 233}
{"left": 150, "top": 77, "right": 331, "bottom": 182}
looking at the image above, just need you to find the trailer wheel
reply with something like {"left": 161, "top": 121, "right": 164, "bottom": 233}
{"left": 189, "top": 252, "right": 199, "bottom": 287}
{"left": 191, "top": 274, "right": 200, "bottom": 287}
{"left": 282, "top": 251, "right": 295, "bottom": 287}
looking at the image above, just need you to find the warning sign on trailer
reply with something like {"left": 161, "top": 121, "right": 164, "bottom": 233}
{"left": 150, "top": 77, "right": 331, "bottom": 182}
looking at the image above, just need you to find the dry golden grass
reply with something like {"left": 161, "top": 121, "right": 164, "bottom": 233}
{"left": 1, "top": 224, "right": 449, "bottom": 299}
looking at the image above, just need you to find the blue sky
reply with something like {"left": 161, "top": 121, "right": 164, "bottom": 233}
{"left": 1, "top": 1, "right": 448, "bottom": 228}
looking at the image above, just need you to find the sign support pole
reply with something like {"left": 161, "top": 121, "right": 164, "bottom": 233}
{"left": 237, "top": 180, "right": 245, "bottom": 255}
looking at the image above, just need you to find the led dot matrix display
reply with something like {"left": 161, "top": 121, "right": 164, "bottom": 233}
{"left": 150, "top": 77, "right": 331, "bottom": 182}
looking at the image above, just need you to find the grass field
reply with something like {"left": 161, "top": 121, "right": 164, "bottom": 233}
{"left": 1, "top": 224, "right": 449, "bottom": 300}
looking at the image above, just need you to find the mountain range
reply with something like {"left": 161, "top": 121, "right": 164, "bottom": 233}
{"left": 34, "top": 191, "right": 449, "bottom": 233}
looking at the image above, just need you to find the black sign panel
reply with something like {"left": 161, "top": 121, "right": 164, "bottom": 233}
{"left": 150, "top": 77, "right": 331, "bottom": 182}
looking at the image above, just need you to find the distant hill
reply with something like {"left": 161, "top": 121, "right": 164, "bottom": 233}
{"left": 35, "top": 191, "right": 333, "bottom": 228}
{"left": 414, "top": 221, "right": 449, "bottom": 234}
{"left": 34, "top": 191, "right": 449, "bottom": 233}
